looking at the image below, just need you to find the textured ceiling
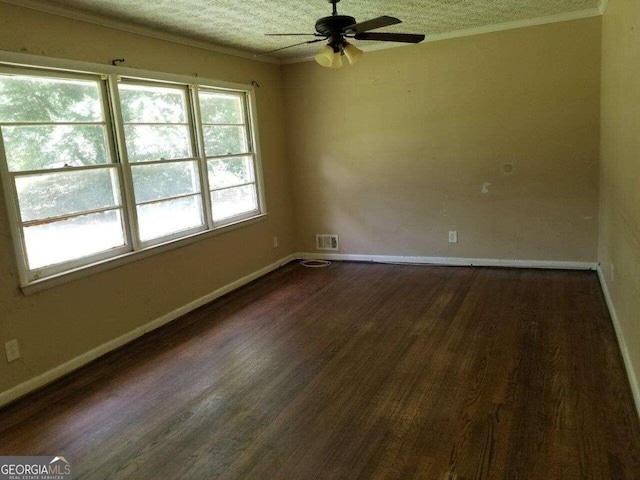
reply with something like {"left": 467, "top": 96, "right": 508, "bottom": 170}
{"left": 32, "top": 0, "right": 602, "bottom": 59}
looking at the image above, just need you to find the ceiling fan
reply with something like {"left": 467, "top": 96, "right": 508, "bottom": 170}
{"left": 261, "top": 0, "right": 426, "bottom": 68}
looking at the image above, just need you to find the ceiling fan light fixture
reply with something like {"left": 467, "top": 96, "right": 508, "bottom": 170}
{"left": 343, "top": 42, "right": 363, "bottom": 65}
{"left": 315, "top": 45, "right": 335, "bottom": 67}
{"left": 315, "top": 44, "right": 343, "bottom": 68}
{"left": 263, "top": 0, "right": 424, "bottom": 66}
{"left": 329, "top": 49, "right": 343, "bottom": 68}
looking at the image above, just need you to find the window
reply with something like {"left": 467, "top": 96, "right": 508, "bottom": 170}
{"left": 198, "top": 90, "right": 260, "bottom": 223}
{"left": 0, "top": 71, "right": 128, "bottom": 275}
{"left": 0, "top": 61, "right": 265, "bottom": 287}
{"left": 118, "top": 82, "right": 205, "bottom": 243}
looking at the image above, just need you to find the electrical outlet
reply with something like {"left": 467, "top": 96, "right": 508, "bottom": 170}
{"left": 273, "top": 236, "right": 279, "bottom": 248}
{"left": 449, "top": 231, "right": 458, "bottom": 243}
{"left": 5, "top": 339, "right": 19, "bottom": 363}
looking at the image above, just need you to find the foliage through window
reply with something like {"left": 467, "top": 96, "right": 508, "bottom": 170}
{"left": 0, "top": 73, "right": 126, "bottom": 272}
{"left": 119, "top": 82, "right": 204, "bottom": 243}
{"left": 0, "top": 64, "right": 264, "bottom": 285}
{"left": 199, "top": 89, "right": 259, "bottom": 222}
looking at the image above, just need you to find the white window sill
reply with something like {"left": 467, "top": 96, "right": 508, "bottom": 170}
{"left": 21, "top": 213, "right": 268, "bottom": 295}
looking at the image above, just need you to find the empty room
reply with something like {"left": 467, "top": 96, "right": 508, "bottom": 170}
{"left": 0, "top": 0, "right": 639, "bottom": 478}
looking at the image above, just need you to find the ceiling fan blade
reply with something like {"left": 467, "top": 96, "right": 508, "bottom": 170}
{"left": 343, "top": 16, "right": 401, "bottom": 34}
{"left": 265, "top": 33, "right": 320, "bottom": 36}
{"left": 354, "top": 32, "right": 425, "bottom": 43}
{"left": 255, "top": 38, "right": 326, "bottom": 57}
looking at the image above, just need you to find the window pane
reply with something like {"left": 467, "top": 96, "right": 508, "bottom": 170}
{"left": 119, "top": 84, "right": 186, "bottom": 123}
{"left": 211, "top": 185, "right": 258, "bottom": 222}
{"left": 137, "top": 195, "right": 203, "bottom": 242}
{"left": 24, "top": 210, "right": 125, "bottom": 269}
{"left": 203, "top": 126, "right": 248, "bottom": 156}
{"left": 207, "top": 156, "right": 254, "bottom": 190}
{"left": 132, "top": 161, "right": 200, "bottom": 203}
{"left": 16, "top": 168, "right": 120, "bottom": 221}
{"left": 124, "top": 125, "right": 191, "bottom": 162}
{"left": 0, "top": 75, "right": 103, "bottom": 123}
{"left": 3, "top": 125, "right": 109, "bottom": 171}
{"left": 199, "top": 92, "right": 244, "bottom": 124}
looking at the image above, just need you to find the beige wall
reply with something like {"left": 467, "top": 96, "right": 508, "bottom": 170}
{"left": 284, "top": 18, "right": 601, "bottom": 261}
{"left": 600, "top": 0, "right": 640, "bottom": 404}
{"left": 0, "top": 5, "right": 616, "bottom": 403}
{"left": 0, "top": 3, "right": 295, "bottom": 395}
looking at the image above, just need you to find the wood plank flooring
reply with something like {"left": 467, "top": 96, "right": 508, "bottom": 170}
{"left": 1, "top": 262, "right": 639, "bottom": 479}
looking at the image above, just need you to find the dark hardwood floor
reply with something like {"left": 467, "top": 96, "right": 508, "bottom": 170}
{"left": 1, "top": 262, "right": 639, "bottom": 479}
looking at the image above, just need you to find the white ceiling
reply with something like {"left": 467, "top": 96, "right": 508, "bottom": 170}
{"left": 8, "top": 0, "right": 604, "bottom": 60}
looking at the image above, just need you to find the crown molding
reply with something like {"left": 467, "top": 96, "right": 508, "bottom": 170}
{"left": 0, "top": 0, "right": 280, "bottom": 64}
{"left": 599, "top": 0, "right": 609, "bottom": 14}
{"left": 2, "top": 0, "right": 605, "bottom": 66}
{"left": 280, "top": 6, "right": 603, "bottom": 65}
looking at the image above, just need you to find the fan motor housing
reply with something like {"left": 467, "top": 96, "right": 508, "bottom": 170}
{"left": 315, "top": 15, "right": 356, "bottom": 36}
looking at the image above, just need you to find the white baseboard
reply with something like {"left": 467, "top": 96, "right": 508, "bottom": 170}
{"left": 297, "top": 252, "right": 598, "bottom": 270}
{"left": 0, "top": 253, "right": 297, "bottom": 408}
{"left": 597, "top": 266, "right": 640, "bottom": 419}
{"left": 0, "top": 252, "right": 602, "bottom": 409}
{"left": 298, "top": 253, "right": 636, "bottom": 416}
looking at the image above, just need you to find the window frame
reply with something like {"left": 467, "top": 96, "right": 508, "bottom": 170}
{"left": 197, "top": 86, "right": 263, "bottom": 226}
{"left": 0, "top": 50, "right": 267, "bottom": 293}
{"left": 0, "top": 66, "right": 133, "bottom": 280}
{"left": 116, "top": 78, "right": 207, "bottom": 248}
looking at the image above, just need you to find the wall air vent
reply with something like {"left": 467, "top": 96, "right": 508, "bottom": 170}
{"left": 316, "top": 234, "right": 339, "bottom": 251}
